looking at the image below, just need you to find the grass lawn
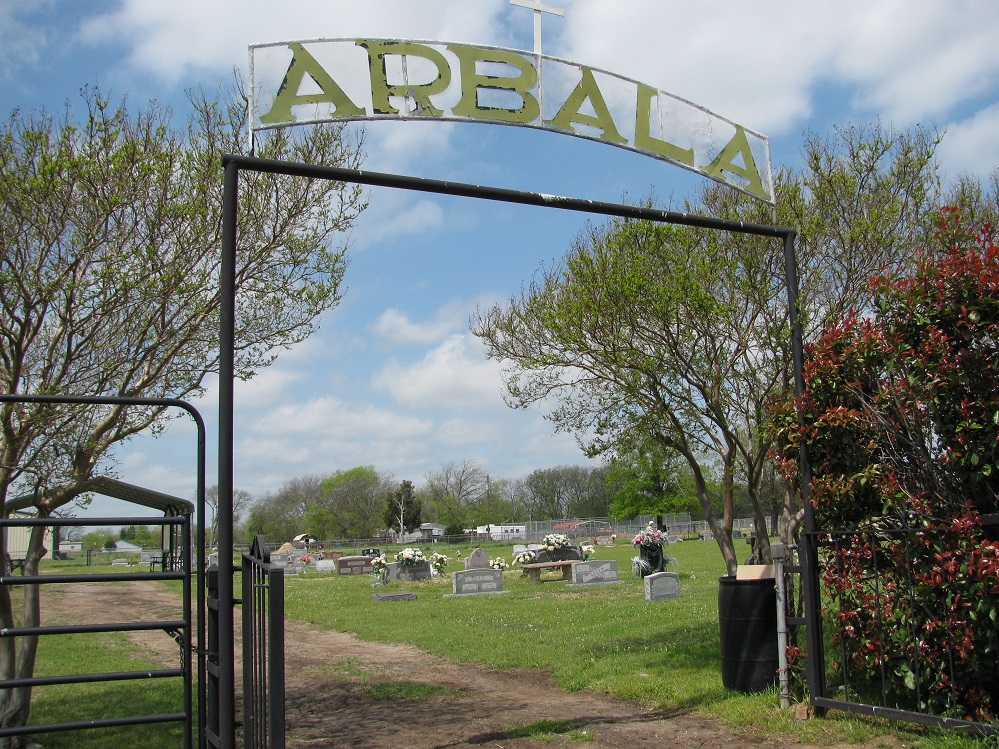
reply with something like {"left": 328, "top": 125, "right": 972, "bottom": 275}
{"left": 13, "top": 544, "right": 993, "bottom": 748}
{"left": 10, "top": 561, "right": 189, "bottom": 749}
{"left": 283, "top": 539, "right": 993, "bottom": 749}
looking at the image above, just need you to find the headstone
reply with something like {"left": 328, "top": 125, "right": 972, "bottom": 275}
{"left": 362, "top": 547, "right": 383, "bottom": 557}
{"left": 512, "top": 544, "right": 528, "bottom": 556}
{"left": 464, "top": 547, "right": 491, "bottom": 570}
{"left": 570, "top": 560, "right": 620, "bottom": 585}
{"left": 316, "top": 559, "right": 338, "bottom": 573}
{"left": 533, "top": 546, "right": 582, "bottom": 564}
{"left": 447, "top": 568, "right": 507, "bottom": 596}
{"left": 371, "top": 591, "right": 417, "bottom": 601}
{"left": 644, "top": 571, "right": 680, "bottom": 601}
{"left": 385, "top": 560, "right": 432, "bottom": 582}
{"left": 336, "top": 555, "right": 374, "bottom": 575}
{"left": 270, "top": 553, "right": 288, "bottom": 566}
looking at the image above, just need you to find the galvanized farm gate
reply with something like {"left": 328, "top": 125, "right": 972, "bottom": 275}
{"left": 0, "top": 394, "right": 206, "bottom": 748}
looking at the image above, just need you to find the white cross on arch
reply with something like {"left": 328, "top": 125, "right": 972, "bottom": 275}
{"left": 510, "top": 0, "right": 564, "bottom": 55}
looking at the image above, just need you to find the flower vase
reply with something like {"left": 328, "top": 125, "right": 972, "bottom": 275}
{"left": 638, "top": 544, "right": 666, "bottom": 576}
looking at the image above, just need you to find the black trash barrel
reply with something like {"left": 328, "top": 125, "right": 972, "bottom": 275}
{"left": 717, "top": 575, "right": 778, "bottom": 692}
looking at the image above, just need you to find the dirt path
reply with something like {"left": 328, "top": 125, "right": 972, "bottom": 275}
{"left": 41, "top": 580, "right": 842, "bottom": 749}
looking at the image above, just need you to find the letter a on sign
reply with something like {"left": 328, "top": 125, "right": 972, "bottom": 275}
{"left": 261, "top": 42, "right": 364, "bottom": 124}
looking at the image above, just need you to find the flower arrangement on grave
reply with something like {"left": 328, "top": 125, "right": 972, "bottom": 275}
{"left": 429, "top": 552, "right": 449, "bottom": 574}
{"left": 540, "top": 533, "right": 571, "bottom": 552}
{"left": 632, "top": 527, "right": 668, "bottom": 549}
{"left": 490, "top": 557, "right": 508, "bottom": 571}
{"left": 371, "top": 554, "right": 388, "bottom": 584}
{"left": 631, "top": 552, "right": 678, "bottom": 577}
{"left": 512, "top": 550, "right": 536, "bottom": 567}
{"left": 580, "top": 544, "right": 595, "bottom": 561}
{"left": 395, "top": 547, "right": 426, "bottom": 566}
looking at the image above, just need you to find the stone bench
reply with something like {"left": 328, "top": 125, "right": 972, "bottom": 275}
{"left": 521, "top": 560, "right": 579, "bottom": 583}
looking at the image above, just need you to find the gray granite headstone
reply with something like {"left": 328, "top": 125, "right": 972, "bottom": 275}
{"left": 448, "top": 568, "right": 506, "bottom": 596}
{"left": 644, "top": 571, "right": 680, "bottom": 600}
{"left": 464, "top": 547, "right": 491, "bottom": 570}
{"left": 371, "top": 591, "right": 417, "bottom": 601}
{"left": 512, "top": 544, "right": 528, "bottom": 556}
{"left": 336, "top": 555, "right": 374, "bottom": 575}
{"left": 316, "top": 559, "right": 338, "bottom": 573}
{"left": 570, "top": 560, "right": 620, "bottom": 585}
{"left": 385, "top": 560, "right": 432, "bottom": 581}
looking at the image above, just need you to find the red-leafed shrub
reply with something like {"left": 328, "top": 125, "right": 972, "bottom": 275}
{"left": 771, "top": 208, "right": 999, "bottom": 721}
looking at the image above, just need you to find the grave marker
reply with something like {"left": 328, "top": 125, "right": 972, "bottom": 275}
{"left": 336, "top": 555, "right": 374, "bottom": 575}
{"left": 447, "top": 568, "right": 508, "bottom": 596}
{"left": 385, "top": 560, "right": 432, "bottom": 582}
{"left": 464, "top": 548, "right": 491, "bottom": 570}
{"left": 644, "top": 571, "right": 680, "bottom": 601}
{"left": 569, "top": 560, "right": 621, "bottom": 586}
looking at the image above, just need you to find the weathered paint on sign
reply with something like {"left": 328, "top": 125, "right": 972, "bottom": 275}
{"left": 249, "top": 39, "right": 773, "bottom": 203}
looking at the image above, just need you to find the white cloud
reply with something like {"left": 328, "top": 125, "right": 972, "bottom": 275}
{"left": 560, "top": 0, "right": 999, "bottom": 136}
{"left": 352, "top": 194, "right": 445, "bottom": 249}
{"left": 372, "top": 299, "right": 486, "bottom": 345}
{"left": 936, "top": 104, "right": 999, "bottom": 181}
{"left": 372, "top": 333, "right": 505, "bottom": 410}
{"left": 0, "top": 2, "right": 51, "bottom": 77}
{"left": 76, "top": 0, "right": 509, "bottom": 87}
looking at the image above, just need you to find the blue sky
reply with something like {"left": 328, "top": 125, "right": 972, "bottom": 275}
{"left": 3, "top": 0, "right": 999, "bottom": 516}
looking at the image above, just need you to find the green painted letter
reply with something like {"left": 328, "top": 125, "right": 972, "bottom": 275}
{"left": 546, "top": 66, "right": 626, "bottom": 144}
{"left": 634, "top": 84, "right": 694, "bottom": 166}
{"left": 703, "top": 126, "right": 769, "bottom": 201}
{"left": 260, "top": 42, "right": 363, "bottom": 124}
{"left": 359, "top": 40, "right": 451, "bottom": 117}
{"left": 449, "top": 44, "right": 539, "bottom": 123}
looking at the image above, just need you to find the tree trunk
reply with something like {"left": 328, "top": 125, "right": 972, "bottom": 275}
{"left": 0, "top": 521, "right": 47, "bottom": 748}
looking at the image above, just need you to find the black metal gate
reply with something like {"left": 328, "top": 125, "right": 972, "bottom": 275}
{"left": 241, "top": 535, "right": 285, "bottom": 749}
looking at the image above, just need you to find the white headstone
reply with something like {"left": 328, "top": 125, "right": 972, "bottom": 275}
{"left": 644, "top": 571, "right": 680, "bottom": 601}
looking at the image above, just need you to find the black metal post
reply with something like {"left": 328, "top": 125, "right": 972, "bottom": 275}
{"left": 217, "top": 158, "right": 239, "bottom": 748}
{"left": 780, "top": 230, "right": 827, "bottom": 714}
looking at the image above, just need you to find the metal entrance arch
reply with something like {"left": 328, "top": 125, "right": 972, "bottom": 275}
{"left": 215, "top": 155, "right": 819, "bottom": 748}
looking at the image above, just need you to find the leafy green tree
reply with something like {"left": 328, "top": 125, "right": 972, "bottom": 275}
{"left": 604, "top": 434, "right": 687, "bottom": 525}
{"left": 118, "top": 525, "right": 157, "bottom": 548}
{"left": 384, "top": 480, "right": 421, "bottom": 538}
{"left": 320, "top": 466, "right": 392, "bottom": 539}
{"left": 421, "top": 459, "right": 487, "bottom": 529}
{"left": 517, "top": 465, "right": 611, "bottom": 520}
{"left": 473, "top": 123, "right": 941, "bottom": 575}
{"left": 241, "top": 474, "right": 324, "bottom": 542}
{"left": 81, "top": 530, "right": 116, "bottom": 551}
{"left": 0, "top": 82, "right": 365, "bottom": 739}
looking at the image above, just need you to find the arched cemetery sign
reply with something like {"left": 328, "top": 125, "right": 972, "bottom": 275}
{"left": 249, "top": 38, "right": 774, "bottom": 203}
